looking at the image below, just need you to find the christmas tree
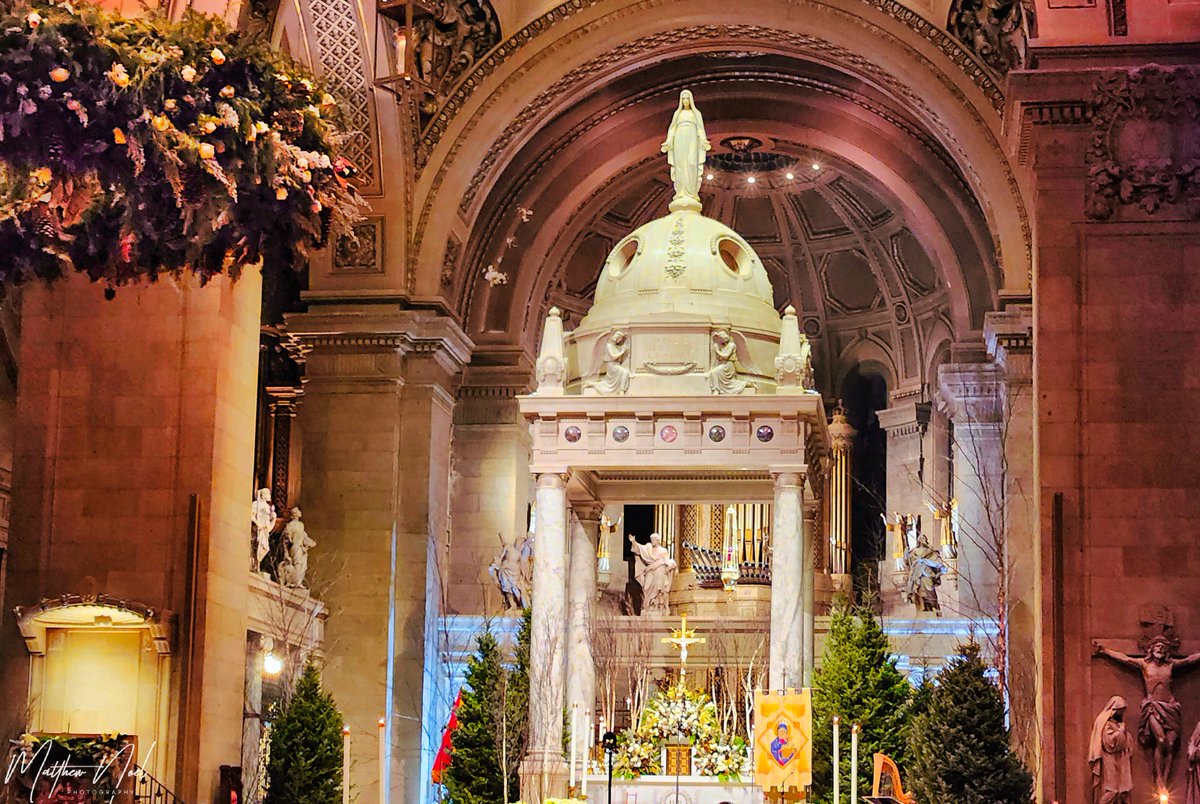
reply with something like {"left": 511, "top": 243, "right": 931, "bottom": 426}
{"left": 265, "top": 662, "right": 344, "bottom": 804}
{"left": 908, "top": 642, "right": 1033, "bottom": 804}
{"left": 810, "top": 604, "right": 913, "bottom": 803}
{"left": 441, "top": 624, "right": 525, "bottom": 804}
{"left": 501, "top": 609, "right": 531, "bottom": 800}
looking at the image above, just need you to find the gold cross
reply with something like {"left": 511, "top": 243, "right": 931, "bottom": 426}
{"left": 662, "top": 613, "right": 706, "bottom": 678}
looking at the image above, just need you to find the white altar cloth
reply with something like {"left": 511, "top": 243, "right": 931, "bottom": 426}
{"left": 584, "top": 773, "right": 766, "bottom": 804}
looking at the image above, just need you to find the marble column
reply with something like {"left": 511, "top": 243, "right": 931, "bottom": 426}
{"left": 770, "top": 471, "right": 805, "bottom": 691}
{"left": 801, "top": 493, "right": 818, "bottom": 687}
{"left": 521, "top": 472, "right": 570, "bottom": 801}
{"left": 566, "top": 503, "right": 600, "bottom": 775}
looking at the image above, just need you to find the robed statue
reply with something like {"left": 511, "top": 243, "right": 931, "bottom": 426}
{"left": 1089, "top": 696, "right": 1134, "bottom": 804}
{"left": 628, "top": 532, "right": 677, "bottom": 614}
{"left": 1094, "top": 633, "right": 1200, "bottom": 790}
{"left": 488, "top": 532, "right": 528, "bottom": 610}
{"left": 1187, "top": 718, "right": 1200, "bottom": 804}
{"left": 661, "top": 90, "right": 710, "bottom": 210}
{"left": 904, "top": 532, "right": 945, "bottom": 615}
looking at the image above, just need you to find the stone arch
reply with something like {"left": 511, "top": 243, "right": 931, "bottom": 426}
{"left": 412, "top": 0, "right": 1030, "bottom": 340}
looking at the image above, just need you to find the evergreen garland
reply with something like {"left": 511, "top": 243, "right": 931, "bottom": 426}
{"left": 265, "top": 662, "right": 344, "bottom": 804}
{"left": 908, "top": 642, "right": 1033, "bottom": 804}
{"left": 810, "top": 604, "right": 913, "bottom": 803}
{"left": 0, "top": 1, "right": 366, "bottom": 288}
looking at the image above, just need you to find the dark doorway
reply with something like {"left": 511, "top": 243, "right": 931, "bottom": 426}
{"left": 840, "top": 368, "right": 889, "bottom": 604}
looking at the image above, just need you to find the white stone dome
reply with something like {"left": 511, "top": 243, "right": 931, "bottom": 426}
{"left": 581, "top": 208, "right": 780, "bottom": 334}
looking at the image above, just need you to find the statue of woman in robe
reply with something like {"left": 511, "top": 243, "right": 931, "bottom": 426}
{"left": 1089, "top": 696, "right": 1134, "bottom": 804}
{"left": 708, "top": 329, "right": 748, "bottom": 395}
{"left": 586, "top": 330, "right": 630, "bottom": 395}
{"left": 1186, "top": 718, "right": 1200, "bottom": 804}
{"left": 660, "top": 90, "right": 710, "bottom": 208}
{"left": 628, "top": 532, "right": 677, "bottom": 614}
{"left": 904, "top": 532, "right": 946, "bottom": 615}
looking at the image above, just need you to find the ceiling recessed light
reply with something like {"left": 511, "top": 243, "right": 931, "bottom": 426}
{"left": 811, "top": 162, "right": 821, "bottom": 171}
{"left": 746, "top": 176, "right": 757, "bottom": 184}
{"left": 705, "top": 173, "right": 714, "bottom": 181}
{"left": 785, "top": 172, "right": 795, "bottom": 180}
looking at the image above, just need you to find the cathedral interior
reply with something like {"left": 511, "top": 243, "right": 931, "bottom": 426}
{"left": 0, "top": 0, "right": 1197, "bottom": 801}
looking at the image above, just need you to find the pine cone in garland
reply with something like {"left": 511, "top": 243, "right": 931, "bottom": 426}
{"left": 31, "top": 204, "right": 60, "bottom": 240}
{"left": 45, "top": 132, "right": 65, "bottom": 164}
{"left": 271, "top": 109, "right": 304, "bottom": 140}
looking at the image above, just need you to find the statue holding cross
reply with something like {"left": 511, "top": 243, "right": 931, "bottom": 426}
{"left": 663, "top": 613, "right": 705, "bottom": 679}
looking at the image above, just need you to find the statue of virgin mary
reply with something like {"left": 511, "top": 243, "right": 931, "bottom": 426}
{"left": 661, "top": 90, "right": 711, "bottom": 211}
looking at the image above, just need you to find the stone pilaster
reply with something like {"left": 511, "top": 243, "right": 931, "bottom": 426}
{"left": 566, "top": 503, "right": 600, "bottom": 775}
{"left": 937, "top": 359, "right": 1004, "bottom": 624}
{"left": 521, "top": 472, "right": 570, "bottom": 801}
{"left": 984, "top": 306, "right": 1038, "bottom": 774}
{"left": 876, "top": 399, "right": 931, "bottom": 612}
{"left": 769, "top": 471, "right": 804, "bottom": 691}
{"left": 287, "top": 308, "right": 471, "bottom": 804}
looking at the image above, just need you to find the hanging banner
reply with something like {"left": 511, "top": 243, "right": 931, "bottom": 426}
{"left": 753, "top": 688, "right": 812, "bottom": 798}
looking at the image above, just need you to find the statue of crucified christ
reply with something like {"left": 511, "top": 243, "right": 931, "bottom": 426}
{"left": 1094, "top": 636, "right": 1200, "bottom": 791}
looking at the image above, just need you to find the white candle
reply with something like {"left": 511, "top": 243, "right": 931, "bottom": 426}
{"left": 582, "top": 709, "right": 591, "bottom": 798}
{"left": 832, "top": 716, "right": 840, "bottom": 804}
{"left": 378, "top": 716, "right": 387, "bottom": 804}
{"left": 850, "top": 723, "right": 859, "bottom": 804}
{"left": 342, "top": 725, "right": 351, "bottom": 804}
{"left": 570, "top": 702, "right": 579, "bottom": 789}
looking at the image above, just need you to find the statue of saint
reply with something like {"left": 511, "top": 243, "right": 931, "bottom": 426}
{"left": 628, "top": 532, "right": 677, "bottom": 614}
{"left": 251, "top": 488, "right": 276, "bottom": 574}
{"left": 1094, "top": 635, "right": 1200, "bottom": 789}
{"left": 517, "top": 530, "right": 535, "bottom": 606}
{"left": 660, "top": 90, "right": 710, "bottom": 208}
{"left": 488, "top": 533, "right": 527, "bottom": 610}
{"left": 277, "top": 507, "right": 315, "bottom": 588}
{"left": 904, "top": 532, "right": 945, "bottom": 615}
{"left": 707, "top": 329, "right": 748, "bottom": 395}
{"left": 586, "top": 330, "right": 630, "bottom": 395}
{"left": 1089, "top": 696, "right": 1134, "bottom": 804}
{"left": 1187, "top": 718, "right": 1200, "bottom": 804}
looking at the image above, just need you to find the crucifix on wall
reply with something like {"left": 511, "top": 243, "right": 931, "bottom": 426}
{"left": 1092, "top": 606, "right": 1200, "bottom": 792}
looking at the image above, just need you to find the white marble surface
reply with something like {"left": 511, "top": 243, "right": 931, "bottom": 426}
{"left": 566, "top": 508, "right": 598, "bottom": 772}
{"left": 586, "top": 774, "right": 766, "bottom": 804}
{"left": 769, "top": 471, "right": 804, "bottom": 691}
{"left": 530, "top": 472, "right": 569, "bottom": 754}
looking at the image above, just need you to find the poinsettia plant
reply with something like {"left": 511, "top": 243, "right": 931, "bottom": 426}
{"left": 0, "top": 0, "right": 366, "bottom": 288}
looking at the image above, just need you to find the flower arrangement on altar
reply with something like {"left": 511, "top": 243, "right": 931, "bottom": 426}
{"left": 612, "top": 681, "right": 750, "bottom": 782}
{"left": 0, "top": 0, "right": 366, "bottom": 288}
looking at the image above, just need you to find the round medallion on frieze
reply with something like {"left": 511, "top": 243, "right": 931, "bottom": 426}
{"left": 564, "top": 425, "right": 582, "bottom": 443}
{"left": 708, "top": 425, "right": 726, "bottom": 443}
{"left": 660, "top": 425, "right": 678, "bottom": 443}
{"left": 756, "top": 424, "right": 775, "bottom": 442}
{"left": 612, "top": 425, "right": 630, "bottom": 443}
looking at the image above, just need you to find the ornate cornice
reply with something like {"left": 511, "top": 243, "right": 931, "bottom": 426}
{"left": 1085, "top": 64, "right": 1200, "bottom": 221}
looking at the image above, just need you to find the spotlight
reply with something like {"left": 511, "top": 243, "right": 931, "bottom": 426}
{"left": 263, "top": 651, "right": 283, "bottom": 676}
{"left": 785, "top": 172, "right": 795, "bottom": 180}
{"left": 1159, "top": 794, "right": 1169, "bottom": 804}
{"left": 705, "top": 173, "right": 714, "bottom": 181}
{"left": 746, "top": 176, "right": 757, "bottom": 184}
{"left": 811, "top": 162, "right": 821, "bottom": 171}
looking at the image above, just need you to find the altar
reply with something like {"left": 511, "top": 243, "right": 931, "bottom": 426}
{"left": 584, "top": 774, "right": 767, "bottom": 804}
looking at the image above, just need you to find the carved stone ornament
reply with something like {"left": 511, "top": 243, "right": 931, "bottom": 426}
{"left": 947, "top": 0, "right": 1033, "bottom": 75}
{"left": 1086, "top": 65, "right": 1200, "bottom": 221}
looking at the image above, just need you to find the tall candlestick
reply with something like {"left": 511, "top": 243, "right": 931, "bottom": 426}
{"left": 378, "top": 716, "right": 387, "bottom": 804}
{"left": 850, "top": 723, "right": 859, "bottom": 804}
{"left": 342, "top": 725, "right": 351, "bottom": 804}
{"left": 570, "top": 702, "right": 579, "bottom": 789}
{"left": 582, "top": 709, "right": 591, "bottom": 798}
{"left": 832, "top": 716, "right": 840, "bottom": 804}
